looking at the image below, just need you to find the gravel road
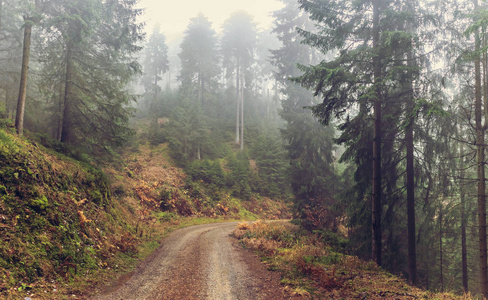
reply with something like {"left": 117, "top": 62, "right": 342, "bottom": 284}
{"left": 92, "top": 222, "right": 290, "bottom": 300}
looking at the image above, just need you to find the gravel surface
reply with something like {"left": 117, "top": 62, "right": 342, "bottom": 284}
{"left": 92, "top": 222, "right": 292, "bottom": 300}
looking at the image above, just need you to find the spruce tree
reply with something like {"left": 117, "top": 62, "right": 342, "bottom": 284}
{"left": 271, "top": 0, "right": 337, "bottom": 227}
{"left": 179, "top": 13, "right": 219, "bottom": 108}
{"left": 141, "top": 25, "right": 169, "bottom": 114}
{"left": 222, "top": 11, "right": 257, "bottom": 149}
{"left": 43, "top": 0, "right": 143, "bottom": 154}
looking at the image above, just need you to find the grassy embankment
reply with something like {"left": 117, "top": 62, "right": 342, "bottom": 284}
{"left": 0, "top": 124, "right": 290, "bottom": 299}
{"left": 234, "top": 220, "right": 473, "bottom": 299}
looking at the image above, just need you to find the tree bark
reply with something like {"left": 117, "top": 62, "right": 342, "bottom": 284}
{"left": 460, "top": 143, "right": 468, "bottom": 292}
{"left": 0, "top": 0, "right": 3, "bottom": 34}
{"left": 236, "top": 61, "right": 240, "bottom": 144}
{"left": 439, "top": 207, "right": 444, "bottom": 292}
{"left": 200, "top": 72, "right": 205, "bottom": 108}
{"left": 406, "top": 93, "right": 416, "bottom": 285}
{"left": 371, "top": 0, "right": 382, "bottom": 266}
{"left": 5, "top": 76, "right": 10, "bottom": 117}
{"left": 154, "top": 70, "right": 158, "bottom": 105}
{"left": 57, "top": 84, "right": 63, "bottom": 141}
{"left": 474, "top": 4, "right": 488, "bottom": 294}
{"left": 405, "top": 51, "right": 417, "bottom": 285}
{"left": 61, "top": 45, "right": 74, "bottom": 144}
{"left": 15, "top": 21, "right": 33, "bottom": 135}
{"left": 240, "top": 73, "right": 244, "bottom": 151}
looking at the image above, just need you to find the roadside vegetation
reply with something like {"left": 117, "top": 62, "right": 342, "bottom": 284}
{"left": 234, "top": 221, "right": 472, "bottom": 299}
{"left": 0, "top": 120, "right": 290, "bottom": 299}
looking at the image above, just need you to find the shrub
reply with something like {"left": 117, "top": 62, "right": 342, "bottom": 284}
{"left": 186, "top": 159, "right": 225, "bottom": 187}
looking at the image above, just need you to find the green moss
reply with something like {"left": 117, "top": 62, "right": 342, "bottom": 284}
{"left": 30, "top": 195, "right": 49, "bottom": 212}
{"left": 0, "top": 185, "right": 6, "bottom": 195}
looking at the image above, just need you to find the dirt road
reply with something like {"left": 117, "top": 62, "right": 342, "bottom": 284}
{"left": 92, "top": 222, "right": 290, "bottom": 300}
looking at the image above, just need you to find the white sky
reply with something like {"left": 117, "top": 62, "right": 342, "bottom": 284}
{"left": 138, "top": 0, "right": 285, "bottom": 43}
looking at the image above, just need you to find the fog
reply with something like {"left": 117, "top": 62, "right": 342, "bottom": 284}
{"left": 138, "top": 0, "right": 284, "bottom": 42}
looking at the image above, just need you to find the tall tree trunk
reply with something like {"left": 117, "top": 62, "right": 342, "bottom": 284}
{"left": 0, "top": 0, "right": 3, "bottom": 33}
{"left": 57, "top": 85, "right": 63, "bottom": 141}
{"left": 406, "top": 96, "right": 416, "bottom": 285}
{"left": 474, "top": 3, "right": 488, "bottom": 294}
{"left": 5, "top": 77, "right": 10, "bottom": 117}
{"left": 154, "top": 71, "right": 158, "bottom": 105}
{"left": 371, "top": 0, "right": 382, "bottom": 266}
{"left": 267, "top": 88, "right": 270, "bottom": 118}
{"left": 406, "top": 52, "right": 417, "bottom": 285}
{"left": 15, "top": 21, "right": 33, "bottom": 135}
{"left": 61, "top": 45, "right": 74, "bottom": 144}
{"left": 200, "top": 72, "right": 205, "bottom": 108}
{"left": 240, "top": 74, "right": 244, "bottom": 151}
{"left": 460, "top": 143, "right": 468, "bottom": 292}
{"left": 439, "top": 206, "right": 444, "bottom": 292}
{"left": 235, "top": 61, "right": 240, "bottom": 144}
{"left": 198, "top": 71, "right": 202, "bottom": 105}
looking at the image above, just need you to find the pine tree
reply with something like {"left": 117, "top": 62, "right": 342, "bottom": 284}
{"left": 271, "top": 0, "right": 337, "bottom": 226}
{"left": 15, "top": 0, "right": 41, "bottom": 135}
{"left": 296, "top": 0, "right": 426, "bottom": 269}
{"left": 43, "top": 0, "right": 143, "bottom": 154}
{"left": 222, "top": 11, "right": 257, "bottom": 150}
{"left": 141, "top": 25, "right": 169, "bottom": 113}
{"left": 179, "top": 13, "right": 219, "bottom": 108}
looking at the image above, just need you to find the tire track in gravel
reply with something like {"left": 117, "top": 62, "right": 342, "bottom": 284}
{"left": 92, "top": 222, "right": 292, "bottom": 300}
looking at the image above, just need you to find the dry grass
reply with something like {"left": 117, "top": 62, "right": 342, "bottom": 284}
{"left": 234, "top": 220, "right": 471, "bottom": 299}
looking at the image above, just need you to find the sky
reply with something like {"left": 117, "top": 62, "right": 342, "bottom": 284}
{"left": 138, "top": 0, "right": 285, "bottom": 43}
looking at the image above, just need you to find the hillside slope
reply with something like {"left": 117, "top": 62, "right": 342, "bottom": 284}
{"left": 0, "top": 126, "right": 292, "bottom": 299}
{"left": 234, "top": 221, "right": 472, "bottom": 299}
{"left": 0, "top": 127, "right": 135, "bottom": 299}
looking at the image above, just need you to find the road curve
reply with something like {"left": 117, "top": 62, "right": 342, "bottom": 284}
{"left": 92, "top": 222, "right": 289, "bottom": 300}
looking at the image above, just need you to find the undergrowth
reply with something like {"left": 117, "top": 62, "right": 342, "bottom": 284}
{"left": 233, "top": 220, "right": 472, "bottom": 299}
{"left": 0, "top": 127, "right": 138, "bottom": 299}
{"left": 0, "top": 125, "right": 293, "bottom": 299}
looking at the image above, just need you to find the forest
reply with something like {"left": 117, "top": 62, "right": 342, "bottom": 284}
{"left": 1, "top": 0, "right": 488, "bottom": 298}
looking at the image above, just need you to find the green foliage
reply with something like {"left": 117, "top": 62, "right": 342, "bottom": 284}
{"left": 179, "top": 13, "right": 220, "bottom": 97}
{"left": 29, "top": 195, "right": 49, "bottom": 212}
{"left": 159, "top": 188, "right": 173, "bottom": 211}
{"left": 33, "top": 0, "right": 143, "bottom": 156}
{"left": 226, "top": 152, "right": 252, "bottom": 200}
{"left": 250, "top": 128, "right": 290, "bottom": 197}
{"left": 154, "top": 211, "right": 179, "bottom": 222}
{"left": 0, "top": 128, "right": 118, "bottom": 289}
{"left": 186, "top": 159, "right": 225, "bottom": 188}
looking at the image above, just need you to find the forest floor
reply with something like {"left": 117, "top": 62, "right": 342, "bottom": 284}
{"left": 233, "top": 221, "right": 473, "bottom": 300}
{"left": 2, "top": 132, "right": 473, "bottom": 299}
{"left": 88, "top": 142, "right": 473, "bottom": 300}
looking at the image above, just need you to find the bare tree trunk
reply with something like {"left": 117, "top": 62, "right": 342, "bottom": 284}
{"left": 460, "top": 143, "right": 468, "bottom": 292}
{"left": 57, "top": 85, "right": 63, "bottom": 141}
{"left": 15, "top": 21, "right": 33, "bottom": 135}
{"left": 0, "top": 0, "right": 3, "bottom": 34}
{"left": 406, "top": 52, "right": 417, "bottom": 285}
{"left": 371, "top": 0, "right": 382, "bottom": 266}
{"left": 5, "top": 77, "right": 10, "bottom": 116}
{"left": 240, "top": 74, "right": 244, "bottom": 151}
{"left": 406, "top": 95, "right": 416, "bottom": 285}
{"left": 267, "top": 88, "right": 270, "bottom": 118}
{"left": 201, "top": 73, "right": 205, "bottom": 108}
{"left": 168, "top": 67, "right": 171, "bottom": 91}
{"left": 154, "top": 71, "right": 158, "bottom": 105}
{"left": 235, "top": 61, "right": 240, "bottom": 144}
{"left": 474, "top": 3, "right": 488, "bottom": 294}
{"left": 439, "top": 207, "right": 444, "bottom": 292}
{"left": 61, "top": 45, "right": 74, "bottom": 144}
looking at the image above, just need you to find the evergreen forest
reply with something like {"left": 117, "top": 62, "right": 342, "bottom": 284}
{"left": 2, "top": 0, "right": 488, "bottom": 298}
